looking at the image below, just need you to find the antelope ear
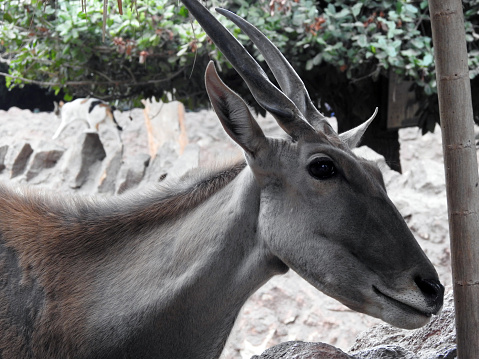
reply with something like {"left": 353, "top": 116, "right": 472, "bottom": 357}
{"left": 339, "top": 107, "right": 378, "bottom": 149}
{"left": 205, "top": 61, "right": 267, "bottom": 156}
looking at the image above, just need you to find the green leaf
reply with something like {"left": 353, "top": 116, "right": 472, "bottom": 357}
{"left": 385, "top": 45, "right": 397, "bottom": 57}
{"left": 334, "top": 8, "right": 350, "bottom": 19}
{"left": 327, "top": 3, "right": 336, "bottom": 15}
{"left": 177, "top": 44, "right": 189, "bottom": 57}
{"left": 357, "top": 34, "right": 368, "bottom": 47}
{"left": 420, "top": 53, "right": 434, "bottom": 67}
{"left": 411, "top": 38, "right": 425, "bottom": 49}
{"left": 404, "top": 4, "right": 419, "bottom": 14}
{"left": 351, "top": 3, "right": 362, "bottom": 17}
{"left": 3, "top": 12, "right": 14, "bottom": 23}
{"left": 62, "top": 45, "right": 71, "bottom": 55}
{"left": 179, "top": 5, "right": 188, "bottom": 18}
{"left": 396, "top": 2, "right": 403, "bottom": 14}
{"left": 401, "top": 49, "right": 419, "bottom": 57}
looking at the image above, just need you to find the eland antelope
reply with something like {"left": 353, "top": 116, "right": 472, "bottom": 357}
{"left": 0, "top": 0, "right": 443, "bottom": 358}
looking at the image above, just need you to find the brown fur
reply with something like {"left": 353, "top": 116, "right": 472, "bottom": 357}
{"left": 0, "top": 161, "right": 246, "bottom": 358}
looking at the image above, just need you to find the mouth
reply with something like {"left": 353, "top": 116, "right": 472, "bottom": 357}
{"left": 373, "top": 285, "right": 432, "bottom": 318}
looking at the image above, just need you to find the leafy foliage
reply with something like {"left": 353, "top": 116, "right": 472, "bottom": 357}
{"left": 1, "top": 0, "right": 478, "bottom": 129}
{"left": 0, "top": 0, "right": 220, "bottom": 108}
{"left": 232, "top": 0, "right": 479, "bottom": 129}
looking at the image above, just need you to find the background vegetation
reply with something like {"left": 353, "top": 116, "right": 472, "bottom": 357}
{"left": 1, "top": 0, "right": 478, "bottom": 156}
{"left": 1, "top": 1, "right": 477, "bottom": 107}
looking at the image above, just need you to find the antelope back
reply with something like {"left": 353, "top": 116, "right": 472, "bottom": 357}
{"left": 181, "top": 0, "right": 443, "bottom": 329}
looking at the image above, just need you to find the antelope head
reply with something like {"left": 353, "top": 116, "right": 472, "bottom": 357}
{"left": 181, "top": 0, "right": 444, "bottom": 329}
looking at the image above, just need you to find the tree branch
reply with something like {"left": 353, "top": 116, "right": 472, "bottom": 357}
{"left": 0, "top": 68, "right": 185, "bottom": 87}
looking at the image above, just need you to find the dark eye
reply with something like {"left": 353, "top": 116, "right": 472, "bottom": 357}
{"left": 308, "top": 159, "right": 336, "bottom": 180}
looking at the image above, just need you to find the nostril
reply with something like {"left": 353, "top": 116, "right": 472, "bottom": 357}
{"left": 414, "top": 277, "right": 445, "bottom": 310}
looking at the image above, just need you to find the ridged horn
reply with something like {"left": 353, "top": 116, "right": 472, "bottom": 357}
{"left": 216, "top": 8, "right": 330, "bottom": 131}
{"left": 339, "top": 107, "right": 378, "bottom": 148}
{"left": 180, "top": 0, "right": 315, "bottom": 139}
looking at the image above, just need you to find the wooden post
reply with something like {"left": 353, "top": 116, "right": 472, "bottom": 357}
{"left": 428, "top": 1, "right": 479, "bottom": 357}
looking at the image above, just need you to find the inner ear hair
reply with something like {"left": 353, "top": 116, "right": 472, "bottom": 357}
{"left": 205, "top": 61, "right": 266, "bottom": 156}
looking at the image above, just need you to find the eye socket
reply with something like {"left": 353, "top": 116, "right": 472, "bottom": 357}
{"left": 308, "top": 158, "right": 337, "bottom": 180}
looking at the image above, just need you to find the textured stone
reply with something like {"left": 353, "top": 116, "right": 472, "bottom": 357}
{"left": 349, "top": 291, "right": 456, "bottom": 359}
{"left": 253, "top": 292, "right": 456, "bottom": 359}
{"left": 98, "top": 147, "right": 124, "bottom": 194}
{"left": 143, "top": 142, "right": 178, "bottom": 184}
{"left": 0, "top": 145, "right": 8, "bottom": 173}
{"left": 352, "top": 345, "right": 417, "bottom": 359}
{"left": 116, "top": 153, "right": 151, "bottom": 194}
{"left": 251, "top": 341, "right": 353, "bottom": 359}
{"left": 26, "top": 148, "right": 64, "bottom": 181}
{"left": 168, "top": 143, "right": 200, "bottom": 178}
{"left": 142, "top": 98, "right": 188, "bottom": 158}
{"left": 62, "top": 132, "right": 106, "bottom": 188}
{"left": 8, "top": 142, "right": 33, "bottom": 178}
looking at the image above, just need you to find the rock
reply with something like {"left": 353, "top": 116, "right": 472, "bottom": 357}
{"left": 407, "top": 159, "right": 445, "bottom": 194}
{"left": 349, "top": 290, "right": 456, "bottom": 359}
{"left": 98, "top": 147, "right": 124, "bottom": 194}
{"left": 143, "top": 142, "right": 178, "bottom": 184}
{"left": 0, "top": 145, "right": 8, "bottom": 173}
{"left": 222, "top": 268, "right": 383, "bottom": 359}
{"left": 252, "top": 291, "right": 456, "bottom": 359}
{"left": 142, "top": 98, "right": 188, "bottom": 158}
{"left": 116, "top": 153, "right": 151, "bottom": 194}
{"left": 6, "top": 142, "right": 33, "bottom": 178}
{"left": 352, "top": 345, "right": 417, "bottom": 359}
{"left": 251, "top": 341, "right": 353, "bottom": 359}
{"left": 62, "top": 132, "right": 107, "bottom": 189}
{"left": 25, "top": 147, "right": 64, "bottom": 181}
{"left": 115, "top": 108, "right": 149, "bottom": 162}
{"left": 168, "top": 143, "right": 200, "bottom": 178}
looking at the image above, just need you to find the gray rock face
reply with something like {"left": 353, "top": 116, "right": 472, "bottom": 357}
{"left": 0, "top": 145, "right": 8, "bottom": 173}
{"left": 0, "top": 105, "right": 202, "bottom": 194}
{"left": 8, "top": 142, "right": 33, "bottom": 178}
{"left": 98, "top": 147, "right": 123, "bottom": 194}
{"left": 251, "top": 341, "right": 353, "bottom": 359}
{"left": 252, "top": 291, "right": 456, "bottom": 359}
{"left": 26, "top": 147, "right": 64, "bottom": 181}
{"left": 62, "top": 132, "right": 106, "bottom": 189}
{"left": 352, "top": 345, "right": 417, "bottom": 359}
{"left": 116, "top": 153, "right": 151, "bottom": 194}
{"left": 142, "top": 99, "right": 188, "bottom": 157}
{"left": 349, "top": 291, "right": 456, "bottom": 359}
{"left": 168, "top": 143, "right": 200, "bottom": 178}
{"left": 143, "top": 142, "right": 177, "bottom": 184}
